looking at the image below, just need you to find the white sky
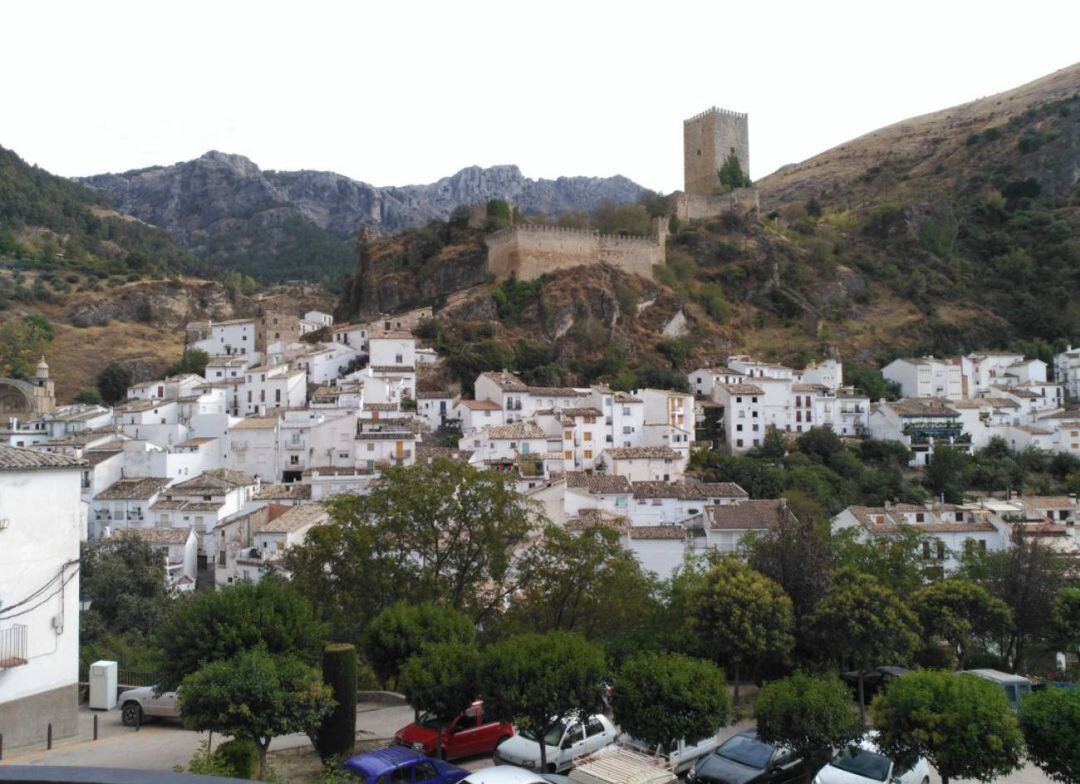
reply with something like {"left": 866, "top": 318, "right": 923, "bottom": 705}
{"left": 4, "top": 0, "right": 1079, "bottom": 193}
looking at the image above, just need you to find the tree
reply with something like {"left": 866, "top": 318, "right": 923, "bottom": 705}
{"left": 179, "top": 648, "right": 334, "bottom": 776}
{"left": 958, "top": 526, "right": 1067, "bottom": 670}
{"left": 0, "top": 314, "right": 54, "bottom": 378}
{"left": 364, "top": 602, "right": 474, "bottom": 689}
{"left": 743, "top": 510, "right": 833, "bottom": 655}
{"left": 831, "top": 525, "right": 926, "bottom": 597}
{"left": 844, "top": 363, "right": 900, "bottom": 402}
{"left": 612, "top": 652, "right": 730, "bottom": 752}
{"left": 97, "top": 361, "right": 132, "bottom": 405}
{"left": 155, "top": 577, "right": 326, "bottom": 689}
{"left": 758, "top": 425, "right": 788, "bottom": 458}
{"left": 505, "top": 523, "right": 658, "bottom": 643}
{"left": 73, "top": 387, "right": 104, "bottom": 405}
{"left": 872, "top": 670, "right": 1024, "bottom": 784}
{"left": 315, "top": 643, "right": 358, "bottom": 759}
{"left": 479, "top": 631, "right": 607, "bottom": 773}
{"left": 806, "top": 568, "right": 921, "bottom": 721}
{"left": 755, "top": 673, "right": 862, "bottom": 773}
{"left": 1019, "top": 687, "right": 1080, "bottom": 784}
{"left": 399, "top": 641, "right": 481, "bottom": 758}
{"left": 686, "top": 557, "right": 795, "bottom": 702}
{"left": 911, "top": 579, "right": 1013, "bottom": 669}
{"left": 924, "top": 445, "right": 971, "bottom": 503}
{"left": 164, "top": 348, "right": 210, "bottom": 378}
{"left": 1050, "top": 586, "right": 1080, "bottom": 655}
{"left": 80, "top": 536, "right": 173, "bottom": 641}
{"left": 717, "top": 152, "right": 751, "bottom": 190}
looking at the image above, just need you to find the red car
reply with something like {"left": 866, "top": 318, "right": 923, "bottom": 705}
{"left": 394, "top": 701, "right": 514, "bottom": 760}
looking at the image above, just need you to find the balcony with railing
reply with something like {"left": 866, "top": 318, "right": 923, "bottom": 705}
{"left": 0, "top": 624, "right": 28, "bottom": 668}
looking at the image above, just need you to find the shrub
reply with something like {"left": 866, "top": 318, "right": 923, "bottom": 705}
{"left": 215, "top": 739, "right": 260, "bottom": 780}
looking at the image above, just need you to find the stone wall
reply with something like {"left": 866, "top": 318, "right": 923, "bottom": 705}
{"left": 486, "top": 221, "right": 665, "bottom": 282}
{"left": 674, "top": 187, "right": 760, "bottom": 223}
{"left": 683, "top": 107, "right": 750, "bottom": 197}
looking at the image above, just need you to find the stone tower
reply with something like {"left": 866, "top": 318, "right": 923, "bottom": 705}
{"left": 683, "top": 107, "right": 750, "bottom": 197}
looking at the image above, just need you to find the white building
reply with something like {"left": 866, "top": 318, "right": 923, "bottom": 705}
{"left": 116, "top": 527, "right": 198, "bottom": 592}
{"left": 188, "top": 317, "right": 257, "bottom": 357}
{"left": 601, "top": 446, "right": 685, "bottom": 482}
{"left": 417, "top": 391, "right": 454, "bottom": 431}
{"left": 226, "top": 504, "right": 330, "bottom": 584}
{"left": 1054, "top": 346, "right": 1080, "bottom": 402}
{"left": 91, "top": 476, "right": 173, "bottom": 540}
{"left": 882, "top": 356, "right": 964, "bottom": 400}
{"left": 868, "top": 398, "right": 970, "bottom": 466}
{"left": 713, "top": 383, "right": 765, "bottom": 453}
{"left": 225, "top": 415, "right": 283, "bottom": 482}
{"left": 0, "top": 446, "right": 84, "bottom": 749}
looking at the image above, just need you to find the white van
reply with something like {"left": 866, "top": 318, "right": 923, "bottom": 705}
{"left": 959, "top": 669, "right": 1033, "bottom": 713}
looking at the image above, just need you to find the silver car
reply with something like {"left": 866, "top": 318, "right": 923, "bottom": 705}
{"left": 117, "top": 685, "right": 180, "bottom": 726}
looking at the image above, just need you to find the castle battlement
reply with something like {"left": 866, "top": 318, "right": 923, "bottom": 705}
{"left": 684, "top": 106, "right": 748, "bottom": 124}
{"left": 485, "top": 219, "right": 666, "bottom": 283}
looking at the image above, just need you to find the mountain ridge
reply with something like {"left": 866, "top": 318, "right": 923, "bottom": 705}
{"left": 78, "top": 154, "right": 648, "bottom": 281}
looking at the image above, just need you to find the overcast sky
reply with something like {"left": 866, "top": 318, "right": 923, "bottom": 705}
{"left": 4, "top": 1, "right": 1079, "bottom": 193}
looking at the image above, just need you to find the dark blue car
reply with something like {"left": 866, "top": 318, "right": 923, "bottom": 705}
{"left": 344, "top": 747, "right": 471, "bottom": 784}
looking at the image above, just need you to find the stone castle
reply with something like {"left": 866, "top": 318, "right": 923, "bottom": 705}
{"left": 485, "top": 105, "right": 758, "bottom": 282}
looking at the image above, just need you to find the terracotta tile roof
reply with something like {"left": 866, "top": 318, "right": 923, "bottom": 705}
{"left": 301, "top": 466, "right": 373, "bottom": 477}
{"left": 458, "top": 399, "right": 503, "bottom": 411}
{"left": 416, "top": 445, "right": 474, "bottom": 464}
{"left": 0, "top": 445, "right": 86, "bottom": 471}
{"left": 255, "top": 503, "right": 329, "bottom": 534}
{"left": 888, "top": 398, "right": 959, "bottom": 417}
{"left": 704, "top": 499, "right": 794, "bottom": 530}
{"left": 632, "top": 481, "right": 747, "bottom": 500}
{"left": 370, "top": 365, "right": 416, "bottom": 373}
{"left": 627, "top": 524, "right": 687, "bottom": 540}
{"left": 561, "top": 407, "right": 603, "bottom": 418}
{"left": 170, "top": 469, "right": 257, "bottom": 492}
{"left": 416, "top": 390, "right": 452, "bottom": 399}
{"left": 527, "top": 386, "right": 589, "bottom": 397}
{"left": 718, "top": 383, "right": 765, "bottom": 395}
{"left": 231, "top": 415, "right": 279, "bottom": 430}
{"left": 45, "top": 426, "right": 120, "bottom": 447}
{"left": 255, "top": 483, "right": 312, "bottom": 501}
{"left": 565, "top": 471, "right": 632, "bottom": 495}
{"left": 603, "top": 446, "right": 681, "bottom": 460}
{"left": 479, "top": 371, "right": 529, "bottom": 392}
{"left": 174, "top": 437, "right": 216, "bottom": 447}
{"left": 116, "top": 527, "right": 194, "bottom": 545}
{"left": 95, "top": 476, "right": 171, "bottom": 500}
{"left": 485, "top": 422, "right": 546, "bottom": 440}
{"left": 564, "top": 509, "right": 629, "bottom": 533}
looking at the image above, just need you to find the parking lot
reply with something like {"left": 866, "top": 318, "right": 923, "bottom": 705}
{"left": 0, "top": 703, "right": 1055, "bottom": 784}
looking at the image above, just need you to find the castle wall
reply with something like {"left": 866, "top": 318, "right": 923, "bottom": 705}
{"left": 683, "top": 107, "right": 750, "bottom": 197}
{"left": 486, "top": 224, "right": 663, "bottom": 283}
{"left": 674, "top": 188, "right": 760, "bottom": 223}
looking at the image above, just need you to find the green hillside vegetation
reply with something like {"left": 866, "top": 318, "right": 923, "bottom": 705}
{"left": 0, "top": 146, "right": 200, "bottom": 277}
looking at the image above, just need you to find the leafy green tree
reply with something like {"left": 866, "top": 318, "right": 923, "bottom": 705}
{"left": 1051, "top": 586, "right": 1080, "bottom": 654}
{"left": 758, "top": 426, "right": 788, "bottom": 458}
{"left": 1019, "top": 687, "right": 1080, "bottom": 784}
{"left": 688, "top": 452, "right": 786, "bottom": 498}
{"left": 924, "top": 445, "right": 971, "bottom": 503}
{"left": 73, "top": 387, "right": 104, "bottom": 405}
{"left": 164, "top": 348, "right": 210, "bottom": 378}
{"left": 80, "top": 536, "right": 174, "bottom": 641}
{"left": 364, "top": 602, "right": 475, "bottom": 689}
{"left": 0, "top": 314, "right": 54, "bottom": 378}
{"left": 686, "top": 557, "right": 795, "bottom": 702}
{"left": 911, "top": 579, "right": 1013, "bottom": 669}
{"left": 179, "top": 648, "right": 334, "bottom": 776}
{"left": 958, "top": 526, "right": 1067, "bottom": 670}
{"left": 505, "top": 523, "right": 658, "bottom": 644}
{"left": 755, "top": 673, "right": 862, "bottom": 772}
{"left": 832, "top": 525, "right": 926, "bottom": 597}
{"left": 843, "top": 363, "right": 900, "bottom": 402}
{"left": 594, "top": 201, "right": 653, "bottom": 236}
{"left": 872, "top": 670, "right": 1024, "bottom": 784}
{"left": 155, "top": 577, "right": 326, "bottom": 689}
{"left": 96, "top": 361, "right": 132, "bottom": 405}
{"left": 717, "top": 152, "right": 751, "bottom": 190}
{"left": 479, "top": 631, "right": 607, "bottom": 773}
{"left": 807, "top": 568, "right": 921, "bottom": 721}
{"left": 400, "top": 641, "right": 481, "bottom": 758}
{"left": 612, "top": 652, "right": 730, "bottom": 751}
{"left": 486, "top": 199, "right": 512, "bottom": 230}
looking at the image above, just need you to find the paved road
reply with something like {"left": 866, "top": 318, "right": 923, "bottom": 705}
{"left": 0, "top": 702, "right": 415, "bottom": 770}
{"left": 0, "top": 706, "right": 1054, "bottom": 784}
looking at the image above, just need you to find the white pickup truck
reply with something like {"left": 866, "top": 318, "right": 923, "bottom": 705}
{"left": 617, "top": 732, "right": 721, "bottom": 775}
{"left": 570, "top": 745, "right": 678, "bottom": 784}
{"left": 117, "top": 685, "right": 180, "bottom": 726}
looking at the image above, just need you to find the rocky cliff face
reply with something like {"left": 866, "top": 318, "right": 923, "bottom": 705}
{"left": 79, "top": 154, "right": 646, "bottom": 281}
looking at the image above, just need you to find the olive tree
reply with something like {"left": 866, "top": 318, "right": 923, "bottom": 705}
{"left": 1020, "top": 687, "right": 1080, "bottom": 784}
{"left": 755, "top": 673, "right": 861, "bottom": 773}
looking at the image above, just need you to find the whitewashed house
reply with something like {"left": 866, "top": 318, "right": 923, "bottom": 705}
{"left": 1054, "top": 346, "right": 1080, "bottom": 402}
{"left": 0, "top": 446, "right": 85, "bottom": 749}
{"left": 600, "top": 446, "right": 684, "bottom": 482}
{"left": 417, "top": 390, "right": 454, "bottom": 431}
{"left": 91, "top": 476, "right": 173, "bottom": 539}
{"left": 882, "top": 356, "right": 963, "bottom": 400}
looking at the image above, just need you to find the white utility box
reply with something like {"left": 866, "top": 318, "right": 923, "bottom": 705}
{"left": 89, "top": 660, "right": 118, "bottom": 710}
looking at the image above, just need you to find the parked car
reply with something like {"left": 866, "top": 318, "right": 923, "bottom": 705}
{"left": 959, "top": 669, "right": 1033, "bottom": 713}
{"left": 343, "top": 747, "right": 470, "bottom": 784}
{"left": 619, "top": 730, "right": 721, "bottom": 775}
{"left": 493, "top": 714, "right": 619, "bottom": 773}
{"left": 814, "top": 735, "right": 929, "bottom": 784}
{"left": 460, "top": 767, "right": 568, "bottom": 784}
{"left": 395, "top": 700, "right": 514, "bottom": 759}
{"left": 117, "top": 685, "right": 180, "bottom": 726}
{"left": 687, "top": 730, "right": 805, "bottom": 784}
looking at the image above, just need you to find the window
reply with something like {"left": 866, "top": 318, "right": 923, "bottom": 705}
{"left": 922, "top": 541, "right": 931, "bottom": 559}
{"left": 585, "top": 717, "right": 605, "bottom": 737}
{"left": 937, "top": 540, "right": 945, "bottom": 560}
{"left": 622, "top": 406, "right": 631, "bottom": 415}
{"left": 736, "top": 424, "right": 743, "bottom": 432}
{"left": 584, "top": 450, "right": 592, "bottom": 459}
{"left": 565, "top": 451, "right": 573, "bottom": 459}
{"left": 459, "top": 708, "right": 481, "bottom": 730}
{"left": 395, "top": 354, "right": 403, "bottom": 364}
{"left": 275, "top": 390, "right": 281, "bottom": 403}
{"left": 736, "top": 396, "right": 743, "bottom": 403}
{"left": 290, "top": 455, "right": 299, "bottom": 465}
{"left": 338, "top": 451, "right": 349, "bottom": 460}
{"left": 584, "top": 432, "right": 592, "bottom": 441}
{"left": 736, "top": 439, "right": 743, "bottom": 447}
